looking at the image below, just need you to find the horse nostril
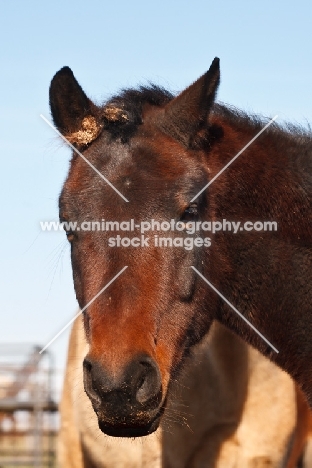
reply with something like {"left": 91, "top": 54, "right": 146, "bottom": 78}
{"left": 83, "top": 358, "right": 101, "bottom": 405}
{"left": 135, "top": 360, "right": 162, "bottom": 405}
{"left": 136, "top": 374, "right": 152, "bottom": 404}
{"left": 83, "top": 355, "right": 162, "bottom": 412}
{"left": 83, "top": 358, "right": 92, "bottom": 373}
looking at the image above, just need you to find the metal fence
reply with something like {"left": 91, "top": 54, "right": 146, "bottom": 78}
{"left": 0, "top": 344, "right": 58, "bottom": 468}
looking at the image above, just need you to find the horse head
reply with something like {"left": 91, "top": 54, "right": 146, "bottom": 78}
{"left": 50, "top": 58, "right": 222, "bottom": 437}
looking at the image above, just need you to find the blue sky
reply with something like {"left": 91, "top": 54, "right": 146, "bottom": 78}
{"left": 1, "top": 0, "right": 312, "bottom": 395}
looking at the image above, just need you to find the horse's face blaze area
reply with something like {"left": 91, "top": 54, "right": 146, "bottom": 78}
{"left": 51, "top": 59, "right": 222, "bottom": 437}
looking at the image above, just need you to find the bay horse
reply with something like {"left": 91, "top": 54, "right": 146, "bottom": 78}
{"left": 58, "top": 315, "right": 311, "bottom": 468}
{"left": 49, "top": 57, "right": 312, "bottom": 439}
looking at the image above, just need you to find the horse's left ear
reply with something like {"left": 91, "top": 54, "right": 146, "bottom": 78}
{"left": 161, "top": 57, "right": 220, "bottom": 147}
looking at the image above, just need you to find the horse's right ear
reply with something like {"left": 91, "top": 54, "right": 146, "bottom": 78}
{"left": 49, "top": 67, "right": 102, "bottom": 146}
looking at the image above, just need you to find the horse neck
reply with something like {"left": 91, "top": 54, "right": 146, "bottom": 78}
{"left": 208, "top": 113, "right": 312, "bottom": 237}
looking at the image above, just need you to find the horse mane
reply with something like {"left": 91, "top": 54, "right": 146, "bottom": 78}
{"left": 214, "top": 102, "right": 312, "bottom": 140}
{"left": 101, "top": 85, "right": 173, "bottom": 140}
{"left": 102, "top": 84, "right": 312, "bottom": 148}
{"left": 109, "top": 84, "right": 174, "bottom": 109}
{"left": 101, "top": 85, "right": 312, "bottom": 193}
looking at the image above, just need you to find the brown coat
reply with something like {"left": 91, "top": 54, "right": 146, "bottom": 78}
{"left": 58, "top": 316, "right": 311, "bottom": 467}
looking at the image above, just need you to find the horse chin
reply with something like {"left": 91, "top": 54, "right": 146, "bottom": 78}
{"left": 98, "top": 412, "right": 161, "bottom": 438}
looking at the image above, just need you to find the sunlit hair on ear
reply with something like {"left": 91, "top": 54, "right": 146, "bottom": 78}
{"left": 68, "top": 116, "right": 102, "bottom": 145}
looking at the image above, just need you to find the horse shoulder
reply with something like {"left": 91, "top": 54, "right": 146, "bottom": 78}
{"left": 163, "top": 323, "right": 303, "bottom": 468}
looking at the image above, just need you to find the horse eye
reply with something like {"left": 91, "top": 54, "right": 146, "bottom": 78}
{"left": 181, "top": 203, "right": 198, "bottom": 220}
{"left": 62, "top": 225, "right": 75, "bottom": 242}
{"left": 66, "top": 231, "right": 75, "bottom": 242}
{"left": 60, "top": 216, "right": 76, "bottom": 242}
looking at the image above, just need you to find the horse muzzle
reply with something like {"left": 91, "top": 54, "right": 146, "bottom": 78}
{"left": 83, "top": 353, "right": 163, "bottom": 437}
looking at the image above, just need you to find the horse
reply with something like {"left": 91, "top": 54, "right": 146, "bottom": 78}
{"left": 49, "top": 56, "right": 312, "bottom": 439}
{"left": 58, "top": 315, "right": 311, "bottom": 467}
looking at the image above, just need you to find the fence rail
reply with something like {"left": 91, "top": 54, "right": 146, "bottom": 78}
{"left": 0, "top": 344, "right": 58, "bottom": 468}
